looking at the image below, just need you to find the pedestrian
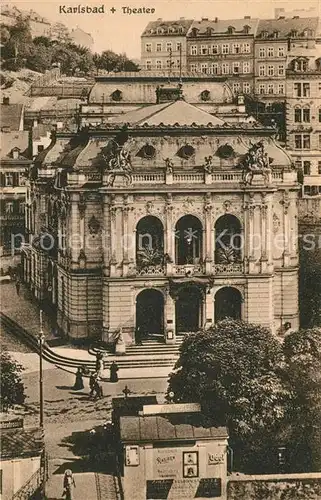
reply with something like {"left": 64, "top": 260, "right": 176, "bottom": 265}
{"left": 95, "top": 352, "right": 104, "bottom": 377}
{"left": 89, "top": 371, "right": 97, "bottom": 398}
{"left": 15, "top": 279, "right": 20, "bottom": 295}
{"left": 93, "top": 377, "right": 103, "bottom": 399}
{"left": 110, "top": 361, "right": 119, "bottom": 383}
{"left": 62, "top": 469, "right": 76, "bottom": 499}
{"left": 73, "top": 367, "right": 84, "bottom": 390}
{"left": 135, "top": 325, "right": 143, "bottom": 345}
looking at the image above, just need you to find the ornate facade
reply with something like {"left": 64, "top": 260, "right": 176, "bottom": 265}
{"left": 24, "top": 87, "right": 299, "bottom": 344}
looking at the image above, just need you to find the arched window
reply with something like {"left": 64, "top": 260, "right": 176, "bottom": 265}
{"left": 214, "top": 214, "right": 242, "bottom": 264}
{"left": 136, "top": 144, "right": 156, "bottom": 159}
{"left": 176, "top": 144, "right": 195, "bottom": 159}
{"left": 111, "top": 89, "right": 123, "bottom": 101}
{"left": 215, "top": 287, "right": 242, "bottom": 321}
{"left": 175, "top": 215, "right": 203, "bottom": 265}
{"left": 136, "top": 216, "right": 164, "bottom": 270}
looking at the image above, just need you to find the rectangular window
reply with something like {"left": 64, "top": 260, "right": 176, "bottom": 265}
{"left": 319, "top": 108, "right": 321, "bottom": 122}
{"left": 295, "top": 134, "right": 310, "bottom": 149}
{"left": 319, "top": 135, "right": 321, "bottom": 150}
{"left": 210, "top": 63, "right": 219, "bottom": 75}
{"left": 211, "top": 44, "right": 219, "bottom": 54}
{"left": 190, "top": 45, "right": 197, "bottom": 55}
{"left": 243, "top": 82, "right": 251, "bottom": 93}
{"left": 294, "top": 83, "right": 301, "bottom": 97}
{"left": 232, "top": 43, "right": 240, "bottom": 54}
{"left": 176, "top": 42, "right": 181, "bottom": 52}
{"left": 222, "top": 63, "right": 229, "bottom": 74}
{"left": 19, "top": 201, "right": 25, "bottom": 214}
{"left": 156, "top": 43, "right": 162, "bottom": 52}
{"left": 233, "top": 62, "right": 240, "bottom": 74}
{"left": 267, "top": 46, "right": 274, "bottom": 57}
{"left": 243, "top": 43, "right": 251, "bottom": 53}
{"left": 145, "top": 43, "right": 152, "bottom": 52}
{"left": 200, "top": 63, "right": 208, "bottom": 74}
{"left": 303, "top": 83, "right": 310, "bottom": 97}
{"left": 278, "top": 83, "right": 285, "bottom": 94}
{"left": 201, "top": 45, "right": 208, "bottom": 55}
{"left": 268, "top": 65, "right": 274, "bottom": 76}
{"left": 294, "top": 108, "right": 302, "bottom": 123}
{"left": 5, "top": 173, "right": 13, "bottom": 186}
{"left": 318, "top": 161, "right": 321, "bottom": 175}
{"left": 190, "top": 63, "right": 197, "bottom": 73}
{"left": 243, "top": 61, "right": 250, "bottom": 73}
{"left": 259, "top": 47, "right": 266, "bottom": 58}
{"left": 19, "top": 173, "right": 26, "bottom": 186}
{"left": 303, "top": 161, "right": 311, "bottom": 175}
{"left": 233, "top": 82, "right": 241, "bottom": 93}
{"left": 156, "top": 60, "right": 162, "bottom": 69}
{"left": 222, "top": 44, "right": 229, "bottom": 54}
{"left": 267, "top": 83, "right": 274, "bottom": 94}
{"left": 278, "top": 65, "right": 285, "bottom": 76}
{"left": 166, "top": 59, "right": 171, "bottom": 68}
{"left": 259, "top": 84, "right": 265, "bottom": 94}
{"left": 166, "top": 42, "right": 172, "bottom": 52}
{"left": 5, "top": 202, "right": 14, "bottom": 213}
{"left": 146, "top": 60, "right": 152, "bottom": 70}
{"left": 278, "top": 46, "right": 285, "bottom": 57}
{"left": 259, "top": 65, "right": 266, "bottom": 76}
{"left": 303, "top": 108, "right": 310, "bottom": 122}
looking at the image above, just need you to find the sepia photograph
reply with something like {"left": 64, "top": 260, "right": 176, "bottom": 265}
{"left": 0, "top": 0, "right": 321, "bottom": 498}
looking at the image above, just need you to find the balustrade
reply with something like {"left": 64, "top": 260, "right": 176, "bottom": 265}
{"left": 137, "top": 264, "right": 165, "bottom": 276}
{"left": 132, "top": 173, "right": 165, "bottom": 184}
{"left": 172, "top": 173, "right": 204, "bottom": 183}
{"left": 213, "top": 262, "right": 244, "bottom": 274}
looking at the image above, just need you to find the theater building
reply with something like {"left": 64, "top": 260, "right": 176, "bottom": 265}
{"left": 25, "top": 85, "right": 299, "bottom": 343}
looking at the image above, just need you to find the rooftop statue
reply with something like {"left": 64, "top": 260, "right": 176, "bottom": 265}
{"left": 241, "top": 141, "right": 270, "bottom": 185}
{"left": 102, "top": 139, "right": 132, "bottom": 172}
{"left": 203, "top": 155, "right": 214, "bottom": 173}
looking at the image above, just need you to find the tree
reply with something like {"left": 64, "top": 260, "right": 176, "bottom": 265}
{"left": 27, "top": 43, "right": 53, "bottom": 72}
{"left": 0, "top": 349, "right": 26, "bottom": 412}
{"left": 299, "top": 235, "right": 321, "bottom": 328}
{"left": 283, "top": 328, "right": 321, "bottom": 471}
{"left": 167, "top": 319, "right": 294, "bottom": 472}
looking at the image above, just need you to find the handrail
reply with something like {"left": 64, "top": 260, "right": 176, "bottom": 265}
{"left": 12, "top": 466, "right": 43, "bottom": 500}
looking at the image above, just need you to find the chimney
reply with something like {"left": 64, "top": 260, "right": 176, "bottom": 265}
{"left": 278, "top": 16, "right": 285, "bottom": 19}
{"left": 293, "top": 15, "right": 299, "bottom": 19}
{"left": 214, "top": 17, "right": 218, "bottom": 23}
{"left": 3, "top": 96, "right": 10, "bottom": 105}
{"left": 244, "top": 16, "right": 251, "bottom": 19}
{"left": 202, "top": 17, "right": 209, "bottom": 21}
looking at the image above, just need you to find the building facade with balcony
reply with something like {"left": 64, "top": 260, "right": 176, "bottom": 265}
{"left": 25, "top": 88, "right": 299, "bottom": 343}
{"left": 186, "top": 17, "right": 259, "bottom": 96}
{"left": 141, "top": 18, "right": 193, "bottom": 72}
{"left": 286, "top": 51, "right": 321, "bottom": 201}
{"left": 0, "top": 132, "right": 30, "bottom": 274}
{"left": 254, "top": 17, "right": 319, "bottom": 101}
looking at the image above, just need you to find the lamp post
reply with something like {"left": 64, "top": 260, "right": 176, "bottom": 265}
{"left": 39, "top": 310, "right": 44, "bottom": 428}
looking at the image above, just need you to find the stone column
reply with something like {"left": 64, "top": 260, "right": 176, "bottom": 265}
{"left": 122, "top": 206, "right": 130, "bottom": 276}
{"left": 165, "top": 200, "right": 174, "bottom": 275}
{"left": 260, "top": 194, "right": 268, "bottom": 273}
{"left": 109, "top": 206, "right": 117, "bottom": 277}
{"left": 102, "top": 197, "right": 110, "bottom": 276}
{"left": 165, "top": 288, "right": 176, "bottom": 344}
{"left": 204, "top": 200, "right": 213, "bottom": 274}
{"left": 282, "top": 191, "right": 291, "bottom": 267}
{"left": 204, "top": 287, "right": 214, "bottom": 328}
{"left": 247, "top": 201, "right": 256, "bottom": 274}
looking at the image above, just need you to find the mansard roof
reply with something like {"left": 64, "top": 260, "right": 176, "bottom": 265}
{"left": 256, "top": 17, "right": 319, "bottom": 38}
{"left": 142, "top": 19, "right": 193, "bottom": 36}
{"left": 187, "top": 18, "right": 259, "bottom": 37}
{"left": 111, "top": 100, "right": 226, "bottom": 127}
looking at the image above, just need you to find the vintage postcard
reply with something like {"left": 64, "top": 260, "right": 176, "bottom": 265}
{"left": 1, "top": 0, "right": 321, "bottom": 498}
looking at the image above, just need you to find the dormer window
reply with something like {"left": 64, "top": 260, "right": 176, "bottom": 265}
{"left": 111, "top": 89, "right": 123, "bottom": 101}
{"left": 176, "top": 144, "right": 195, "bottom": 159}
{"left": 243, "top": 25, "right": 251, "bottom": 34}
{"left": 293, "top": 58, "right": 308, "bottom": 72}
{"left": 290, "top": 29, "right": 298, "bottom": 38}
{"left": 273, "top": 30, "right": 279, "bottom": 38}
{"left": 157, "top": 27, "right": 164, "bottom": 35}
{"left": 136, "top": 144, "right": 156, "bottom": 159}
{"left": 261, "top": 30, "right": 269, "bottom": 38}
{"left": 303, "top": 28, "right": 313, "bottom": 37}
{"left": 206, "top": 27, "right": 214, "bottom": 36}
{"left": 191, "top": 28, "right": 199, "bottom": 37}
{"left": 227, "top": 26, "right": 235, "bottom": 34}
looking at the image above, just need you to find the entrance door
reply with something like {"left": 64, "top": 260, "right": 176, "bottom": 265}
{"left": 136, "top": 289, "right": 164, "bottom": 337}
{"left": 214, "top": 287, "right": 242, "bottom": 322}
{"left": 176, "top": 286, "right": 202, "bottom": 333}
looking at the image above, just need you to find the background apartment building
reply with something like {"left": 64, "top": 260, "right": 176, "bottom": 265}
{"left": 141, "top": 18, "right": 193, "bottom": 72}
{"left": 186, "top": 17, "right": 259, "bottom": 96}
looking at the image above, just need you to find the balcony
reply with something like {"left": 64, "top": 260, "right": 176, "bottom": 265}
{"left": 137, "top": 264, "right": 165, "bottom": 276}
{"left": 213, "top": 262, "right": 244, "bottom": 274}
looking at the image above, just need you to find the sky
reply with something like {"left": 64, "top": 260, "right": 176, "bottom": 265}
{"left": 4, "top": 0, "right": 321, "bottom": 58}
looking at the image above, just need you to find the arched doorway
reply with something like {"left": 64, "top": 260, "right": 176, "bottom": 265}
{"left": 136, "top": 289, "right": 164, "bottom": 338}
{"left": 214, "top": 214, "right": 242, "bottom": 264}
{"left": 175, "top": 286, "right": 203, "bottom": 333}
{"left": 175, "top": 215, "right": 203, "bottom": 265}
{"left": 136, "top": 216, "right": 164, "bottom": 270}
{"left": 214, "top": 287, "right": 242, "bottom": 322}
